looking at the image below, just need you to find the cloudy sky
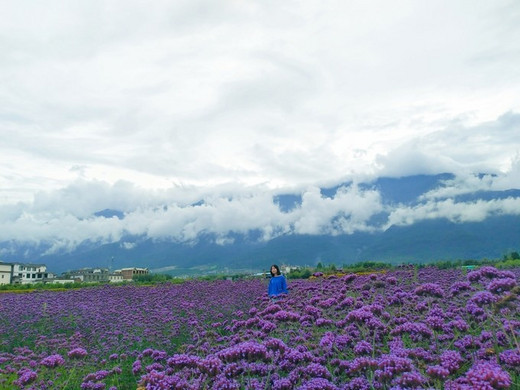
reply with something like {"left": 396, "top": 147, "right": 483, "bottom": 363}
{"left": 1, "top": 0, "right": 520, "bottom": 252}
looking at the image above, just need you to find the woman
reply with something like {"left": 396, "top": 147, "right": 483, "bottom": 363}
{"left": 268, "top": 264, "right": 288, "bottom": 298}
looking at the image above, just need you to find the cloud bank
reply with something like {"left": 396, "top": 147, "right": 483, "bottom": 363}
{"left": 1, "top": 170, "right": 519, "bottom": 256}
{"left": 1, "top": 1, "right": 520, "bottom": 257}
{"left": 1, "top": 1, "right": 520, "bottom": 204}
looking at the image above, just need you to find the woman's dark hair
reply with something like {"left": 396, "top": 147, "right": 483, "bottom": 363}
{"left": 270, "top": 264, "right": 281, "bottom": 277}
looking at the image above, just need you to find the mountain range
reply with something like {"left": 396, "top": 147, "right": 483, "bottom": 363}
{"left": 1, "top": 173, "right": 519, "bottom": 276}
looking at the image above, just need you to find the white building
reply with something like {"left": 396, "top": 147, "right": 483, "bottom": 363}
{"left": 0, "top": 262, "right": 13, "bottom": 285}
{"left": 108, "top": 273, "right": 124, "bottom": 283}
{"left": 118, "top": 267, "right": 149, "bottom": 280}
{"left": 281, "top": 265, "right": 299, "bottom": 274}
{"left": 12, "top": 263, "right": 49, "bottom": 284}
{"left": 64, "top": 268, "right": 109, "bottom": 283}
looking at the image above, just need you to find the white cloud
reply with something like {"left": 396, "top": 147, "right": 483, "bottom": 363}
{"left": 1, "top": 0, "right": 520, "bottom": 252}
{"left": 292, "top": 185, "right": 383, "bottom": 235}
{"left": 418, "top": 153, "right": 520, "bottom": 201}
{"left": 2, "top": 0, "right": 520, "bottom": 203}
{"left": 0, "top": 180, "right": 384, "bottom": 251}
{"left": 0, "top": 169, "right": 519, "bottom": 254}
{"left": 385, "top": 197, "right": 520, "bottom": 228}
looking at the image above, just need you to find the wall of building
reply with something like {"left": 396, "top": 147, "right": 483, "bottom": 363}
{"left": 12, "top": 264, "right": 48, "bottom": 284}
{"left": 120, "top": 268, "right": 149, "bottom": 280}
{"left": 0, "top": 263, "right": 13, "bottom": 285}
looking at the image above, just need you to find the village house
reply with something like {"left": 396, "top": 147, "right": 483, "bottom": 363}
{"left": 12, "top": 263, "right": 52, "bottom": 284}
{"left": 117, "top": 267, "right": 149, "bottom": 280}
{"left": 281, "top": 264, "right": 299, "bottom": 275}
{"left": 0, "top": 261, "right": 57, "bottom": 284}
{"left": 0, "top": 261, "right": 150, "bottom": 285}
{"left": 64, "top": 268, "right": 110, "bottom": 283}
{"left": 108, "top": 272, "right": 124, "bottom": 283}
{"left": 0, "top": 261, "right": 13, "bottom": 285}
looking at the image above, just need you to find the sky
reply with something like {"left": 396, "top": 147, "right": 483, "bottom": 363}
{"left": 1, "top": 0, "right": 520, "bottom": 254}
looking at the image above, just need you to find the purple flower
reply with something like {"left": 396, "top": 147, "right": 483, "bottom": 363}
{"left": 467, "top": 270, "right": 482, "bottom": 282}
{"left": 40, "top": 354, "right": 65, "bottom": 368}
{"left": 272, "top": 378, "right": 293, "bottom": 390}
{"left": 339, "top": 297, "right": 355, "bottom": 307}
{"left": 448, "top": 319, "right": 469, "bottom": 331}
{"left": 450, "top": 281, "right": 472, "bottom": 295}
{"left": 145, "top": 362, "right": 164, "bottom": 372}
{"left": 345, "top": 308, "right": 375, "bottom": 324}
{"left": 197, "top": 356, "right": 223, "bottom": 376}
{"left": 316, "top": 318, "right": 334, "bottom": 327}
{"left": 14, "top": 369, "right": 38, "bottom": 386}
{"left": 68, "top": 347, "right": 88, "bottom": 359}
{"left": 217, "top": 341, "right": 269, "bottom": 363}
{"left": 304, "top": 363, "right": 331, "bottom": 379}
{"left": 353, "top": 341, "right": 373, "bottom": 356}
{"left": 487, "top": 278, "right": 517, "bottom": 294}
{"left": 131, "top": 360, "right": 142, "bottom": 375}
{"left": 264, "top": 338, "right": 287, "bottom": 353}
{"left": 500, "top": 349, "right": 520, "bottom": 370}
{"left": 343, "top": 376, "right": 371, "bottom": 390}
{"left": 318, "top": 298, "right": 337, "bottom": 308}
{"left": 414, "top": 283, "right": 444, "bottom": 297}
{"left": 83, "top": 370, "right": 110, "bottom": 382}
{"left": 465, "top": 360, "right": 512, "bottom": 389}
{"left": 81, "top": 381, "right": 107, "bottom": 390}
{"left": 470, "top": 291, "right": 497, "bottom": 306}
{"left": 273, "top": 310, "right": 300, "bottom": 322}
{"left": 167, "top": 353, "right": 200, "bottom": 369}
{"left": 341, "top": 274, "right": 356, "bottom": 283}
{"left": 259, "top": 319, "right": 277, "bottom": 332}
{"left": 298, "top": 377, "right": 338, "bottom": 390}
{"left": 426, "top": 365, "right": 450, "bottom": 379}
{"left": 426, "top": 314, "right": 445, "bottom": 330}
{"left": 211, "top": 373, "right": 240, "bottom": 389}
{"left": 390, "top": 321, "right": 433, "bottom": 340}
{"left": 439, "top": 350, "right": 464, "bottom": 373}
{"left": 335, "top": 334, "right": 353, "bottom": 348}
{"left": 347, "top": 357, "right": 378, "bottom": 375}
{"left": 375, "top": 354, "right": 413, "bottom": 381}
{"left": 304, "top": 305, "right": 322, "bottom": 318}
{"left": 479, "top": 266, "right": 501, "bottom": 279}
{"left": 319, "top": 332, "right": 335, "bottom": 349}
{"left": 392, "top": 371, "right": 426, "bottom": 388}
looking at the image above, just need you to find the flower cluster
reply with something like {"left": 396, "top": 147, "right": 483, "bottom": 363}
{"left": 0, "top": 266, "right": 519, "bottom": 388}
{"left": 414, "top": 282, "right": 444, "bottom": 297}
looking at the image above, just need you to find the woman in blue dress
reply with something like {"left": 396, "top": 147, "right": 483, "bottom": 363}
{"left": 268, "top": 264, "right": 288, "bottom": 298}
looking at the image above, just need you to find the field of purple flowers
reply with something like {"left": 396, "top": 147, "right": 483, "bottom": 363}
{"left": 1, "top": 265, "right": 519, "bottom": 389}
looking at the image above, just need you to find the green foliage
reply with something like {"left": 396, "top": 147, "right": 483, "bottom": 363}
{"left": 494, "top": 258, "right": 520, "bottom": 269}
{"left": 343, "top": 261, "right": 389, "bottom": 272}
{"left": 133, "top": 273, "right": 170, "bottom": 282}
{"left": 287, "top": 268, "right": 312, "bottom": 279}
{"left": 0, "top": 281, "right": 83, "bottom": 291}
{"left": 411, "top": 251, "right": 520, "bottom": 270}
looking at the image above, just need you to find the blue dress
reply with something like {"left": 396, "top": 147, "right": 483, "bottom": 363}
{"left": 268, "top": 275, "right": 288, "bottom": 297}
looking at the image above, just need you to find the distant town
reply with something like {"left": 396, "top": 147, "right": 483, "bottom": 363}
{"left": 0, "top": 260, "right": 149, "bottom": 285}
{"left": 0, "top": 261, "right": 304, "bottom": 286}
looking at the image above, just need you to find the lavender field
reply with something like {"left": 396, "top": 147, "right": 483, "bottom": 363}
{"left": 1, "top": 266, "right": 519, "bottom": 389}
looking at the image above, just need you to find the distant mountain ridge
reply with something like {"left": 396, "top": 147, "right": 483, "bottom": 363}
{"left": 1, "top": 173, "right": 519, "bottom": 275}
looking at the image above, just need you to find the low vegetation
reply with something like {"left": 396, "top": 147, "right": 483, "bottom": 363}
{"left": 1, "top": 263, "right": 519, "bottom": 388}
